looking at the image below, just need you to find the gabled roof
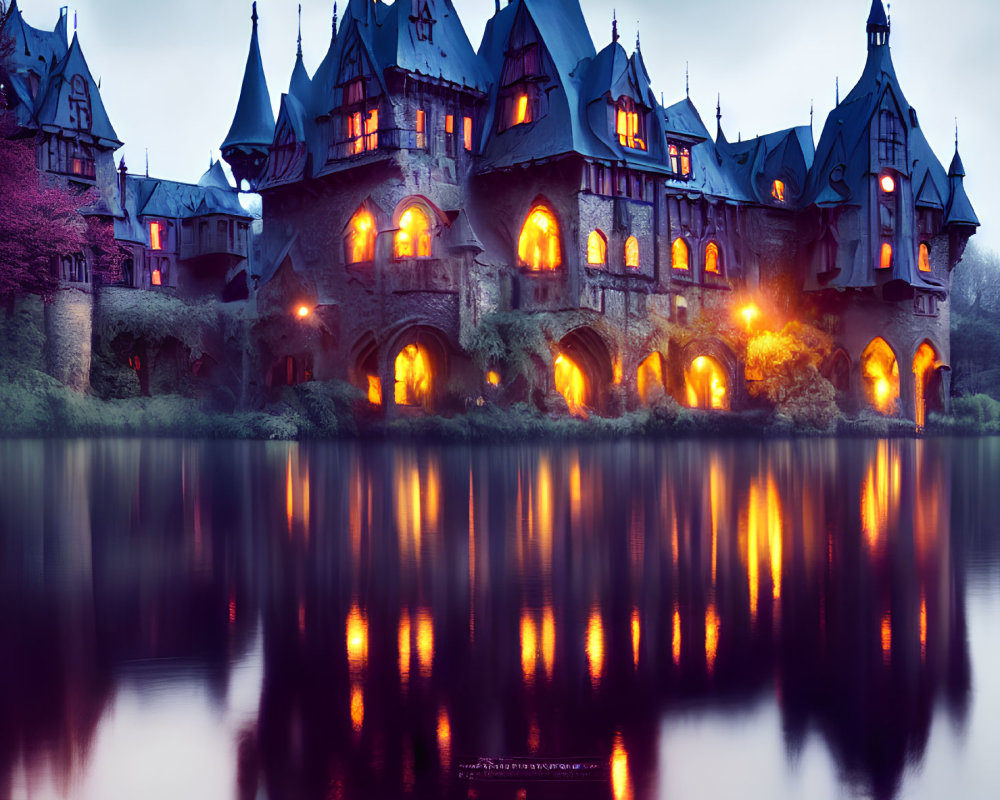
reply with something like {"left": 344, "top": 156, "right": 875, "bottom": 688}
{"left": 663, "top": 98, "right": 748, "bottom": 202}
{"left": 1, "top": 1, "right": 68, "bottom": 76}
{"left": 477, "top": 0, "right": 602, "bottom": 171}
{"left": 376, "top": 0, "right": 490, "bottom": 93}
{"left": 198, "top": 160, "right": 233, "bottom": 190}
{"left": 33, "top": 33, "right": 120, "bottom": 147}
{"left": 222, "top": 3, "right": 275, "bottom": 152}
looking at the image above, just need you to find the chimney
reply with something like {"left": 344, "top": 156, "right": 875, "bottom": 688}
{"left": 118, "top": 157, "right": 128, "bottom": 213}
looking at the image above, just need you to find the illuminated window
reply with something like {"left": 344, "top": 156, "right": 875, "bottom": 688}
{"left": 918, "top": 242, "right": 931, "bottom": 272}
{"left": 416, "top": 109, "right": 426, "bottom": 149}
{"left": 772, "top": 180, "right": 785, "bottom": 203}
{"left": 518, "top": 205, "right": 561, "bottom": 271}
{"left": 625, "top": 236, "right": 639, "bottom": 269}
{"left": 395, "top": 344, "right": 432, "bottom": 407}
{"left": 554, "top": 353, "right": 587, "bottom": 417}
{"left": 345, "top": 208, "right": 376, "bottom": 264}
{"left": 395, "top": 205, "right": 432, "bottom": 259}
{"left": 705, "top": 241, "right": 720, "bottom": 274}
{"left": 150, "top": 221, "right": 163, "bottom": 251}
{"left": 367, "top": 375, "right": 382, "bottom": 405}
{"left": 587, "top": 230, "right": 607, "bottom": 266}
{"left": 445, "top": 114, "right": 454, "bottom": 134}
{"left": 671, "top": 238, "right": 689, "bottom": 270}
{"left": 913, "top": 341, "right": 939, "bottom": 428}
{"left": 615, "top": 97, "right": 646, "bottom": 151}
{"left": 151, "top": 269, "right": 162, "bottom": 286}
{"left": 349, "top": 108, "right": 379, "bottom": 154}
{"left": 499, "top": 35, "right": 545, "bottom": 131}
{"left": 879, "top": 242, "right": 893, "bottom": 270}
{"left": 685, "top": 356, "right": 729, "bottom": 410}
{"left": 669, "top": 142, "right": 692, "bottom": 177}
{"left": 862, "top": 337, "right": 899, "bottom": 415}
{"left": 637, "top": 352, "right": 664, "bottom": 405}
{"left": 463, "top": 116, "right": 473, "bottom": 151}
{"left": 880, "top": 174, "right": 895, "bottom": 193}
{"left": 486, "top": 370, "right": 501, "bottom": 387}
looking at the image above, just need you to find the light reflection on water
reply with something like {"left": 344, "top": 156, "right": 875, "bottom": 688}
{"left": 0, "top": 437, "right": 999, "bottom": 799}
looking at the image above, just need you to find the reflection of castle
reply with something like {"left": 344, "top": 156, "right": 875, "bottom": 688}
{"left": 225, "top": 0, "right": 977, "bottom": 422}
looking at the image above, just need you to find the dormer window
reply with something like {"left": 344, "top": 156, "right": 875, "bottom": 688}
{"left": 68, "top": 75, "right": 92, "bottom": 132}
{"left": 878, "top": 110, "right": 902, "bottom": 165}
{"left": 395, "top": 205, "right": 432, "bottom": 259}
{"left": 498, "top": 17, "right": 547, "bottom": 132}
{"left": 150, "top": 221, "right": 164, "bottom": 251}
{"left": 919, "top": 242, "right": 931, "bottom": 272}
{"left": 669, "top": 143, "right": 692, "bottom": 178}
{"left": 411, "top": 1, "right": 435, "bottom": 43}
{"left": 616, "top": 97, "right": 646, "bottom": 151}
{"left": 341, "top": 74, "right": 379, "bottom": 155}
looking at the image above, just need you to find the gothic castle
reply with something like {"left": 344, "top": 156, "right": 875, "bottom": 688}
{"left": 1, "top": 0, "right": 980, "bottom": 424}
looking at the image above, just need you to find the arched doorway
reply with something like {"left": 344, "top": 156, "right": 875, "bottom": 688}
{"left": 353, "top": 333, "right": 381, "bottom": 405}
{"left": 684, "top": 355, "right": 729, "bottom": 410}
{"left": 861, "top": 337, "right": 899, "bottom": 415}
{"left": 913, "top": 341, "right": 944, "bottom": 428}
{"left": 554, "top": 328, "right": 613, "bottom": 416}
{"left": 388, "top": 327, "right": 450, "bottom": 412}
{"left": 637, "top": 352, "right": 667, "bottom": 405}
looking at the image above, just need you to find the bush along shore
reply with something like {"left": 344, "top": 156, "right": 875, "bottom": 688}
{"left": 4, "top": 294, "right": 1000, "bottom": 441}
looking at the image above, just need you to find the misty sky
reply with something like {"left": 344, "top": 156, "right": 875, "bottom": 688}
{"left": 11, "top": 0, "right": 996, "bottom": 249}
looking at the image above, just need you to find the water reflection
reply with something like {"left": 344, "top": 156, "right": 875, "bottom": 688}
{"left": 0, "top": 437, "right": 992, "bottom": 799}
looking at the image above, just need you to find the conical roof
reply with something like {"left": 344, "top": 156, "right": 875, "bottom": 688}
{"left": 222, "top": 2, "right": 275, "bottom": 152}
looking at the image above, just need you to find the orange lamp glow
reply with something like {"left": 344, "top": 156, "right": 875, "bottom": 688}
{"left": 671, "top": 238, "right": 689, "bottom": 270}
{"left": 395, "top": 206, "right": 432, "bottom": 259}
{"left": 296, "top": 305, "right": 310, "bottom": 319}
{"left": 772, "top": 179, "right": 785, "bottom": 202}
{"left": 880, "top": 174, "right": 896, "bottom": 193}
{"left": 486, "top": 370, "right": 501, "bottom": 387}
{"left": 587, "top": 230, "right": 607, "bottom": 266}
{"left": 586, "top": 609, "right": 604, "bottom": 686}
{"left": 879, "top": 242, "right": 893, "bottom": 269}
{"left": 685, "top": 355, "right": 729, "bottom": 410}
{"left": 611, "top": 732, "right": 632, "bottom": 800}
{"left": 919, "top": 243, "right": 931, "bottom": 272}
{"left": 862, "top": 337, "right": 900, "bottom": 415}
{"left": 625, "top": 235, "right": 639, "bottom": 268}
{"left": 739, "top": 303, "right": 759, "bottom": 330}
{"left": 518, "top": 206, "right": 561, "bottom": 271}
{"left": 346, "top": 208, "right": 376, "bottom": 263}
{"left": 554, "top": 353, "right": 587, "bottom": 417}
{"left": 394, "top": 344, "right": 432, "bottom": 407}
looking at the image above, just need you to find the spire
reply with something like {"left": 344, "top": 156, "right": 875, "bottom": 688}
{"left": 333, "top": 2, "right": 338, "bottom": 35}
{"left": 612, "top": 10, "right": 618, "bottom": 44}
{"left": 297, "top": 4, "right": 303, "bottom": 59}
{"left": 867, "top": 0, "right": 890, "bottom": 48}
{"left": 945, "top": 129, "right": 977, "bottom": 227}
{"left": 949, "top": 120, "right": 965, "bottom": 178}
{"left": 835, "top": 76, "right": 839, "bottom": 106}
{"left": 685, "top": 61, "right": 689, "bottom": 98}
{"left": 716, "top": 93, "right": 722, "bottom": 135}
{"left": 635, "top": 25, "right": 640, "bottom": 51}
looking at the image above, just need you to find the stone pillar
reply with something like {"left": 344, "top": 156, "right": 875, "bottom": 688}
{"left": 44, "top": 287, "right": 94, "bottom": 393}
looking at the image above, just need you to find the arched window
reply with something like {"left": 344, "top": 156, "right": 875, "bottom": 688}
{"left": 395, "top": 344, "right": 432, "bottom": 407}
{"left": 879, "top": 242, "right": 893, "bottom": 270}
{"left": 616, "top": 97, "right": 646, "bottom": 151}
{"left": 518, "top": 205, "right": 561, "bottom": 271}
{"left": 625, "top": 236, "right": 639, "bottom": 269}
{"left": 345, "top": 208, "right": 377, "bottom": 264}
{"left": 685, "top": 356, "right": 729, "bottom": 410}
{"left": 587, "top": 230, "right": 607, "bottom": 266}
{"left": 862, "top": 337, "right": 899, "bottom": 415}
{"left": 705, "top": 242, "right": 721, "bottom": 274}
{"left": 671, "top": 238, "right": 689, "bottom": 270}
{"left": 918, "top": 242, "right": 931, "bottom": 272}
{"left": 637, "top": 352, "right": 665, "bottom": 405}
{"left": 395, "top": 205, "right": 432, "bottom": 259}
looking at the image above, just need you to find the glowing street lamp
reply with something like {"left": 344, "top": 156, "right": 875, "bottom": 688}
{"left": 296, "top": 305, "right": 311, "bottom": 319}
{"left": 739, "top": 303, "right": 759, "bottom": 331}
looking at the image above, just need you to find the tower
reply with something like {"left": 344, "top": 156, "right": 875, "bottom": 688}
{"left": 221, "top": 2, "right": 275, "bottom": 191}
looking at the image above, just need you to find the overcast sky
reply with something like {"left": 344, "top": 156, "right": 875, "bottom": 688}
{"left": 12, "top": 0, "right": 997, "bottom": 249}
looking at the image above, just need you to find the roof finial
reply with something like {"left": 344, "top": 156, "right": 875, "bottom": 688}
{"left": 955, "top": 117, "right": 959, "bottom": 150}
{"left": 297, "top": 4, "right": 303, "bottom": 58}
{"left": 333, "top": 2, "right": 338, "bottom": 36}
{"left": 145, "top": 148, "right": 149, "bottom": 178}
{"left": 716, "top": 94, "right": 721, "bottom": 123}
{"left": 810, "top": 99, "right": 814, "bottom": 130}
{"left": 252, "top": 2, "right": 258, "bottom": 26}
{"left": 73, "top": 10, "right": 77, "bottom": 32}
{"left": 636, "top": 25, "right": 640, "bottom": 51}
{"left": 835, "top": 76, "right": 839, "bottom": 106}
{"left": 685, "top": 61, "right": 689, "bottom": 98}
{"left": 612, "top": 10, "right": 618, "bottom": 44}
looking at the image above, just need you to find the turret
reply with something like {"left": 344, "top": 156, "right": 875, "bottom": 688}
{"left": 867, "top": 0, "right": 889, "bottom": 49}
{"left": 222, "top": 2, "right": 275, "bottom": 191}
{"left": 945, "top": 140, "right": 979, "bottom": 228}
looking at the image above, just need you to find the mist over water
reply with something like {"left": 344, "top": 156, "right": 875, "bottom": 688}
{"left": 1, "top": 437, "right": 998, "bottom": 799}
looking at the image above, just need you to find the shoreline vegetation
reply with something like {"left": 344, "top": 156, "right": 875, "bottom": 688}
{"left": 3, "top": 367, "right": 1000, "bottom": 441}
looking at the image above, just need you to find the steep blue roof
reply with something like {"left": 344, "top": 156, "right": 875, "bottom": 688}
{"left": 376, "top": 0, "right": 490, "bottom": 93}
{"left": 33, "top": 33, "right": 121, "bottom": 147}
{"left": 478, "top": 0, "right": 603, "bottom": 170}
{"left": 663, "top": 98, "right": 747, "bottom": 202}
{"left": 945, "top": 147, "right": 979, "bottom": 226}
{"left": 222, "top": 3, "right": 275, "bottom": 152}
{"left": 2, "top": 1, "right": 68, "bottom": 75}
{"left": 198, "top": 159, "right": 233, "bottom": 190}
{"left": 719, "top": 125, "right": 814, "bottom": 207}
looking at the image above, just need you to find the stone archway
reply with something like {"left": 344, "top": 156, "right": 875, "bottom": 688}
{"left": 554, "top": 327, "right": 614, "bottom": 416}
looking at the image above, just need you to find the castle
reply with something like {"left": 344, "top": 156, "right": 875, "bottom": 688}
{"left": 1, "top": 0, "right": 980, "bottom": 425}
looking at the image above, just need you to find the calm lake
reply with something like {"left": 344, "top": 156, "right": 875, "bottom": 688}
{"left": 1, "top": 437, "right": 998, "bottom": 800}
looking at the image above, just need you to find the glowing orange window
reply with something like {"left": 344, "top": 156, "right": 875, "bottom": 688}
{"left": 367, "top": 375, "right": 382, "bottom": 405}
{"left": 395, "top": 206, "right": 432, "bottom": 259}
{"left": 518, "top": 205, "right": 561, "bottom": 271}
{"left": 445, "top": 114, "right": 454, "bottom": 134}
{"left": 862, "top": 337, "right": 899, "bottom": 415}
{"left": 879, "top": 242, "right": 893, "bottom": 270}
{"left": 514, "top": 94, "right": 530, "bottom": 126}
{"left": 149, "top": 222, "right": 163, "bottom": 251}
{"left": 151, "top": 268, "right": 162, "bottom": 286}
{"left": 772, "top": 180, "right": 785, "bottom": 203}
{"left": 616, "top": 98, "right": 646, "bottom": 151}
{"left": 671, "top": 238, "right": 689, "bottom": 270}
{"left": 346, "top": 208, "right": 376, "bottom": 264}
{"left": 918, "top": 243, "right": 931, "bottom": 272}
{"left": 463, "top": 116, "right": 473, "bottom": 151}
{"left": 679, "top": 147, "right": 691, "bottom": 176}
{"left": 705, "top": 242, "right": 720, "bottom": 274}
{"left": 685, "top": 355, "right": 729, "bottom": 410}
{"left": 416, "top": 109, "right": 426, "bottom": 148}
{"left": 669, "top": 144, "right": 679, "bottom": 173}
{"left": 395, "top": 344, "right": 432, "bottom": 407}
{"left": 587, "top": 230, "right": 607, "bottom": 266}
{"left": 625, "top": 235, "right": 639, "bottom": 268}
